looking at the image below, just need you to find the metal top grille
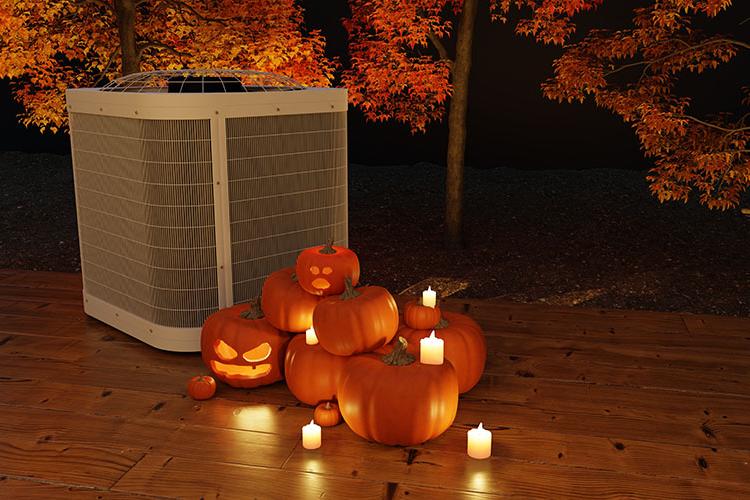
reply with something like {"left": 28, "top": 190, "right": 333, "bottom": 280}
{"left": 100, "top": 69, "right": 305, "bottom": 93}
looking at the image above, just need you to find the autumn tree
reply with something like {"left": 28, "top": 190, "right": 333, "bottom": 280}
{"left": 543, "top": 0, "right": 749, "bottom": 210}
{"left": 0, "top": 0, "right": 335, "bottom": 132}
{"left": 344, "top": 0, "right": 602, "bottom": 248}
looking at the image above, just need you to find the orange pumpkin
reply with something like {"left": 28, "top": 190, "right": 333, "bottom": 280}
{"left": 261, "top": 267, "right": 321, "bottom": 332}
{"left": 187, "top": 375, "right": 216, "bottom": 400}
{"left": 295, "top": 242, "right": 360, "bottom": 296}
{"left": 399, "top": 311, "right": 486, "bottom": 393}
{"left": 313, "top": 278, "right": 399, "bottom": 356}
{"left": 403, "top": 299, "right": 442, "bottom": 329}
{"left": 314, "top": 401, "right": 342, "bottom": 427}
{"left": 338, "top": 337, "right": 458, "bottom": 446}
{"left": 201, "top": 300, "right": 290, "bottom": 388}
{"left": 284, "top": 333, "right": 349, "bottom": 405}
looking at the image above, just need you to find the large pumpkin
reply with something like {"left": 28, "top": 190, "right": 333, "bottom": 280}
{"left": 295, "top": 242, "right": 360, "bottom": 296}
{"left": 338, "top": 337, "right": 458, "bottom": 446}
{"left": 399, "top": 311, "right": 486, "bottom": 393}
{"left": 261, "top": 267, "right": 321, "bottom": 332}
{"left": 313, "top": 278, "right": 399, "bottom": 356}
{"left": 201, "top": 300, "right": 290, "bottom": 388}
{"left": 284, "top": 333, "right": 349, "bottom": 405}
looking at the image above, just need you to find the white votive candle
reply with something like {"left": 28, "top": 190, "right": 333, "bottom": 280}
{"left": 422, "top": 286, "right": 437, "bottom": 308}
{"left": 302, "top": 419, "right": 321, "bottom": 449}
{"left": 419, "top": 330, "right": 444, "bottom": 365}
{"left": 305, "top": 327, "right": 319, "bottom": 345}
{"left": 467, "top": 422, "right": 492, "bottom": 459}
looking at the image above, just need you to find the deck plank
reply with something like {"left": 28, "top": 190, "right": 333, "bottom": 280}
{"left": 113, "top": 454, "right": 387, "bottom": 500}
{"left": 0, "top": 477, "right": 173, "bottom": 499}
{"left": 0, "top": 271, "right": 748, "bottom": 498}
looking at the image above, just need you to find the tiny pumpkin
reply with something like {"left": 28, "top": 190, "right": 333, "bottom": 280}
{"left": 295, "top": 242, "right": 360, "bottom": 296}
{"left": 284, "top": 333, "right": 349, "bottom": 405}
{"left": 314, "top": 401, "right": 342, "bottom": 427}
{"left": 201, "top": 299, "right": 290, "bottom": 388}
{"left": 313, "top": 277, "right": 399, "bottom": 356}
{"left": 187, "top": 375, "right": 216, "bottom": 400}
{"left": 399, "top": 311, "right": 487, "bottom": 393}
{"left": 337, "top": 337, "right": 459, "bottom": 446}
{"left": 261, "top": 267, "right": 322, "bottom": 332}
{"left": 403, "top": 298, "right": 442, "bottom": 329}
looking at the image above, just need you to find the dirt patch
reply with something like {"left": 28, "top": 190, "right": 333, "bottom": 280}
{"left": 1, "top": 152, "right": 747, "bottom": 316}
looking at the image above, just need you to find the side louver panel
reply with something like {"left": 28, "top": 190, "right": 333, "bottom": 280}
{"left": 226, "top": 112, "right": 348, "bottom": 303}
{"left": 70, "top": 113, "right": 219, "bottom": 328}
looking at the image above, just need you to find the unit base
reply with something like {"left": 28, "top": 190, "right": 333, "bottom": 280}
{"left": 83, "top": 293, "right": 202, "bottom": 352}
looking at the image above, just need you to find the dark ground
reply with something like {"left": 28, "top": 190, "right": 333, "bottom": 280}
{"left": 1, "top": 151, "right": 747, "bottom": 316}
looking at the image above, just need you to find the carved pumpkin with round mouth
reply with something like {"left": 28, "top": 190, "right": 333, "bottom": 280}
{"left": 201, "top": 300, "right": 290, "bottom": 388}
{"left": 295, "top": 242, "right": 360, "bottom": 296}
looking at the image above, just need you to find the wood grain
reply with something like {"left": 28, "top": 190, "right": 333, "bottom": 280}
{"left": 0, "top": 271, "right": 749, "bottom": 498}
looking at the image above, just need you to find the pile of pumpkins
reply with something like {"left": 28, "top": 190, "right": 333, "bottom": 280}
{"left": 200, "top": 243, "right": 487, "bottom": 446}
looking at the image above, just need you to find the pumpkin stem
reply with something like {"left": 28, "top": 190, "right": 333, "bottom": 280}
{"left": 239, "top": 298, "right": 265, "bottom": 320}
{"left": 434, "top": 317, "right": 449, "bottom": 329}
{"left": 291, "top": 271, "right": 298, "bottom": 282}
{"left": 319, "top": 240, "right": 336, "bottom": 255}
{"left": 324, "top": 401, "right": 332, "bottom": 410}
{"left": 381, "top": 336, "right": 415, "bottom": 366}
{"left": 340, "top": 277, "right": 362, "bottom": 300}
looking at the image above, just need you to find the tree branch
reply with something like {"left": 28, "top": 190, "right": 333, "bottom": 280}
{"left": 137, "top": 41, "right": 190, "bottom": 59}
{"left": 427, "top": 32, "right": 452, "bottom": 62}
{"left": 678, "top": 114, "right": 750, "bottom": 134}
{"left": 604, "top": 38, "right": 750, "bottom": 78}
{"left": 93, "top": 46, "right": 120, "bottom": 87}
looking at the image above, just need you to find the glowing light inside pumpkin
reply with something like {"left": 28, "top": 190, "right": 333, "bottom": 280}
{"left": 214, "top": 340, "right": 239, "bottom": 361}
{"left": 242, "top": 342, "right": 272, "bottom": 362}
{"left": 210, "top": 360, "right": 273, "bottom": 380}
{"left": 308, "top": 265, "right": 331, "bottom": 290}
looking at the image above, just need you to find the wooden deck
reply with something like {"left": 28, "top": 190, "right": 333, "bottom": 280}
{"left": 0, "top": 270, "right": 749, "bottom": 499}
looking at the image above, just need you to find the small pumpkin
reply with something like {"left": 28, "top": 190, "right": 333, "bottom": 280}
{"left": 201, "top": 300, "right": 290, "bottom": 388}
{"left": 187, "top": 375, "right": 216, "bottom": 400}
{"left": 261, "top": 267, "right": 322, "bottom": 332}
{"left": 337, "top": 337, "right": 459, "bottom": 446}
{"left": 403, "top": 298, "right": 442, "bottom": 329}
{"left": 313, "top": 277, "right": 399, "bottom": 356}
{"left": 295, "top": 242, "right": 360, "bottom": 296}
{"left": 284, "top": 333, "right": 349, "bottom": 405}
{"left": 314, "top": 401, "right": 342, "bottom": 427}
{"left": 399, "top": 311, "right": 486, "bottom": 393}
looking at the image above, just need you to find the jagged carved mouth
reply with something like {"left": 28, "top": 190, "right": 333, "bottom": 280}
{"left": 210, "top": 360, "right": 272, "bottom": 380}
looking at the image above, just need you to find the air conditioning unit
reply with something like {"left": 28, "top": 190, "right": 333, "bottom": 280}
{"left": 66, "top": 69, "right": 348, "bottom": 352}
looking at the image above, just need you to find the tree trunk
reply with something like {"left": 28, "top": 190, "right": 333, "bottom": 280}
{"left": 115, "top": 0, "right": 139, "bottom": 75}
{"left": 444, "top": 0, "right": 478, "bottom": 250}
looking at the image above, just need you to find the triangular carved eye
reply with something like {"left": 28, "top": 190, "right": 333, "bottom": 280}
{"left": 243, "top": 342, "right": 272, "bottom": 363}
{"left": 310, "top": 266, "right": 320, "bottom": 275}
{"left": 214, "top": 340, "right": 238, "bottom": 361}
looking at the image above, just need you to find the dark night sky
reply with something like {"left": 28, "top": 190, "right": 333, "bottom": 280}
{"left": 1, "top": 1, "right": 747, "bottom": 170}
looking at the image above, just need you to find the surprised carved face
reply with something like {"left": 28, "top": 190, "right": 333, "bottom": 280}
{"left": 308, "top": 265, "right": 334, "bottom": 292}
{"left": 295, "top": 244, "right": 361, "bottom": 296}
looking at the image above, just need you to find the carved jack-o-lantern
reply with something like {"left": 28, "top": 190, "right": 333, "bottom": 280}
{"left": 295, "top": 243, "right": 360, "bottom": 296}
{"left": 201, "top": 300, "right": 290, "bottom": 388}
